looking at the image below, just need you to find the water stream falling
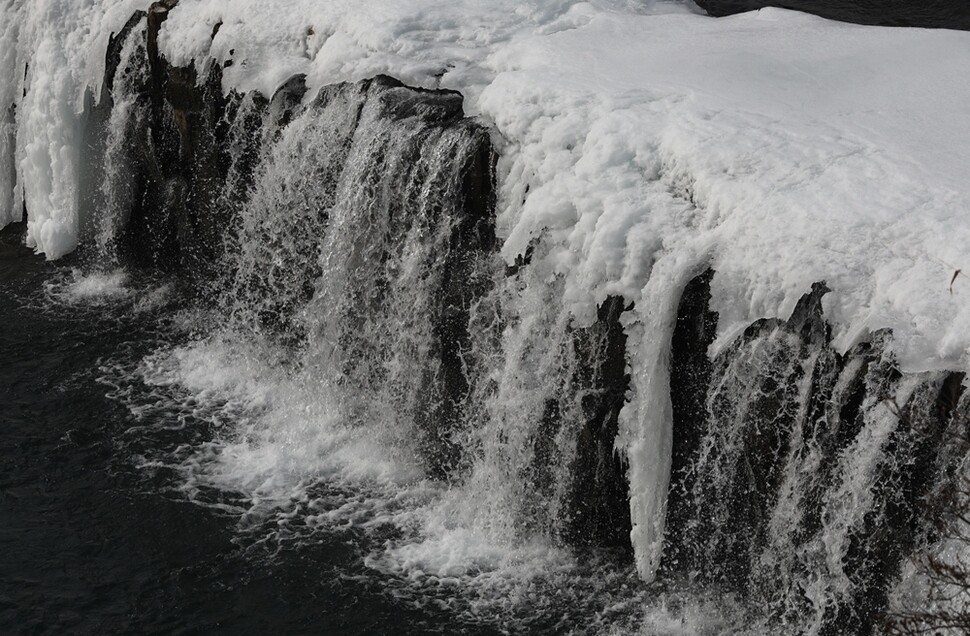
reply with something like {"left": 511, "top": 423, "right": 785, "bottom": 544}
{"left": 666, "top": 278, "right": 968, "bottom": 634}
{"left": 96, "top": 21, "right": 149, "bottom": 262}
{"left": 0, "top": 101, "right": 14, "bottom": 226}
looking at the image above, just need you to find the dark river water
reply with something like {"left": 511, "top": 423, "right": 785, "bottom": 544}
{"left": 0, "top": 223, "right": 509, "bottom": 635}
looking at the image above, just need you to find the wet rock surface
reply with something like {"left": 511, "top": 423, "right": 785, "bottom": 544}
{"left": 695, "top": 0, "right": 970, "bottom": 30}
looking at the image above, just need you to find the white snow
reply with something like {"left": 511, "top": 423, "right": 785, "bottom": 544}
{"left": 3, "top": 0, "right": 970, "bottom": 582}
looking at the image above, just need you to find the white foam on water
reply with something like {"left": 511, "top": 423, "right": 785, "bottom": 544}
{"left": 46, "top": 268, "right": 130, "bottom": 301}
{"left": 136, "top": 334, "right": 425, "bottom": 492}
{"left": 97, "top": 324, "right": 745, "bottom": 634}
{"left": 36, "top": 267, "right": 175, "bottom": 321}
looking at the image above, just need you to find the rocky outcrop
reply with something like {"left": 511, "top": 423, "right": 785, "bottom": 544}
{"left": 694, "top": 0, "right": 970, "bottom": 30}
{"left": 564, "top": 296, "right": 634, "bottom": 552}
{"left": 98, "top": 5, "right": 497, "bottom": 286}
{"left": 664, "top": 269, "right": 718, "bottom": 569}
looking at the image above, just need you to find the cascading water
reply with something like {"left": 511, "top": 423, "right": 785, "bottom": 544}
{"left": 199, "top": 70, "right": 630, "bottom": 558}
{"left": 74, "top": 22, "right": 652, "bottom": 626}
{"left": 4, "top": 5, "right": 970, "bottom": 634}
{"left": 76, "top": 27, "right": 653, "bottom": 629}
{"left": 0, "top": 101, "right": 14, "bottom": 225}
{"left": 221, "top": 74, "right": 497, "bottom": 480}
{"left": 95, "top": 21, "right": 149, "bottom": 262}
{"left": 0, "top": 3, "right": 19, "bottom": 226}
{"left": 458, "top": 254, "right": 633, "bottom": 550}
{"left": 666, "top": 276, "right": 969, "bottom": 634}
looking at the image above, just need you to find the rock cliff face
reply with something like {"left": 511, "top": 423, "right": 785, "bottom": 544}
{"left": 93, "top": 0, "right": 236, "bottom": 274}
{"left": 564, "top": 296, "right": 635, "bottom": 551}
{"left": 694, "top": 0, "right": 970, "bottom": 30}
{"left": 99, "top": 3, "right": 495, "bottom": 281}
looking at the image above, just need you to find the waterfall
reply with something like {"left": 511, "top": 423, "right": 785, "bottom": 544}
{"left": 0, "top": 1, "right": 17, "bottom": 225}
{"left": 84, "top": 16, "right": 635, "bottom": 560}
{"left": 6, "top": 8, "right": 969, "bottom": 633}
{"left": 459, "top": 248, "right": 632, "bottom": 549}
{"left": 666, "top": 275, "right": 967, "bottom": 634}
{"left": 90, "top": 22, "right": 970, "bottom": 630}
{"left": 201, "top": 70, "right": 631, "bottom": 549}
{"left": 96, "top": 20, "right": 149, "bottom": 262}
{"left": 0, "top": 101, "right": 14, "bottom": 225}
{"left": 220, "top": 74, "right": 496, "bottom": 480}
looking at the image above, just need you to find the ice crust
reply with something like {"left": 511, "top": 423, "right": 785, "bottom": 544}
{"left": 3, "top": 0, "right": 970, "bottom": 580}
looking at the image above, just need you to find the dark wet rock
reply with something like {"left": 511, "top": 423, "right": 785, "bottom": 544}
{"left": 695, "top": 0, "right": 970, "bottom": 30}
{"left": 104, "top": 15, "right": 499, "bottom": 288}
{"left": 563, "top": 295, "right": 635, "bottom": 552}
{"left": 104, "top": 11, "right": 148, "bottom": 98}
{"left": 419, "top": 121, "right": 497, "bottom": 479}
{"left": 664, "top": 269, "right": 718, "bottom": 570}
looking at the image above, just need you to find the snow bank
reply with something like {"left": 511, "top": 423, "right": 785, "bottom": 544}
{"left": 3, "top": 0, "right": 970, "bottom": 581}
